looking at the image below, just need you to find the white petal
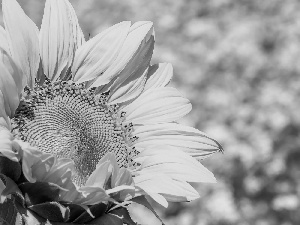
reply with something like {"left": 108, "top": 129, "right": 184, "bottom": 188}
{"left": 73, "top": 21, "right": 131, "bottom": 83}
{"left": 0, "top": 91, "right": 11, "bottom": 129}
{"left": 147, "top": 193, "right": 168, "bottom": 208}
{"left": 40, "top": 0, "right": 85, "bottom": 81}
{"left": 133, "top": 123, "right": 223, "bottom": 160}
{"left": 144, "top": 63, "right": 173, "bottom": 91}
{"left": 106, "top": 185, "right": 135, "bottom": 195}
{"left": 0, "top": 26, "right": 10, "bottom": 54}
{"left": 123, "top": 87, "right": 191, "bottom": 124}
{"left": 0, "top": 125, "right": 18, "bottom": 161}
{"left": 0, "top": 118, "right": 10, "bottom": 130}
{"left": 3, "top": 0, "right": 40, "bottom": 88}
{"left": 134, "top": 174, "right": 199, "bottom": 202}
{"left": 135, "top": 146, "right": 216, "bottom": 183}
{"left": 161, "top": 180, "right": 200, "bottom": 202}
{"left": 0, "top": 107, "right": 9, "bottom": 129}
{"left": 0, "top": 61, "right": 20, "bottom": 117}
{"left": 90, "top": 21, "right": 153, "bottom": 88}
{"left": 0, "top": 49, "right": 24, "bottom": 95}
{"left": 107, "top": 35, "right": 154, "bottom": 104}
{"left": 108, "top": 68, "right": 148, "bottom": 105}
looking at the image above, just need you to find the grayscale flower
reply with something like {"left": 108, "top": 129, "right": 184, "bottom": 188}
{"left": 0, "top": 0, "right": 222, "bottom": 223}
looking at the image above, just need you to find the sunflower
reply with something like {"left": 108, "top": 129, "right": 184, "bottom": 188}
{"left": 0, "top": 0, "right": 222, "bottom": 224}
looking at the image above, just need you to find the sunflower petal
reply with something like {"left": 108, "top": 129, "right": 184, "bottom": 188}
{"left": 0, "top": 92, "right": 11, "bottom": 129}
{"left": 3, "top": 0, "right": 40, "bottom": 88}
{"left": 107, "top": 35, "right": 154, "bottom": 104}
{"left": 90, "top": 21, "right": 153, "bottom": 88}
{"left": 147, "top": 193, "right": 168, "bottom": 208}
{"left": 144, "top": 63, "right": 173, "bottom": 91}
{"left": 0, "top": 61, "right": 20, "bottom": 118}
{"left": 134, "top": 174, "right": 199, "bottom": 203}
{"left": 0, "top": 48, "right": 24, "bottom": 95}
{"left": 0, "top": 118, "right": 10, "bottom": 130}
{"left": 123, "top": 87, "right": 191, "bottom": 124}
{"left": 106, "top": 185, "right": 134, "bottom": 195}
{"left": 0, "top": 126, "right": 18, "bottom": 161}
{"left": 40, "top": 0, "right": 85, "bottom": 81}
{"left": 0, "top": 26, "right": 10, "bottom": 54}
{"left": 160, "top": 180, "right": 200, "bottom": 202}
{"left": 135, "top": 146, "right": 216, "bottom": 183}
{"left": 72, "top": 21, "right": 131, "bottom": 83}
{"left": 133, "top": 123, "right": 223, "bottom": 160}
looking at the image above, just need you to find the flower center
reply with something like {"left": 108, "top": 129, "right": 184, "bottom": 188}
{"left": 11, "top": 79, "right": 137, "bottom": 186}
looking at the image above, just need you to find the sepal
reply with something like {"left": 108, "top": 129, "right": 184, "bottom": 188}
{"left": 0, "top": 155, "right": 21, "bottom": 182}
{"left": 72, "top": 202, "right": 107, "bottom": 223}
{"left": 18, "top": 182, "right": 64, "bottom": 206}
{"left": 108, "top": 207, "right": 137, "bottom": 225}
{"left": 0, "top": 197, "right": 23, "bottom": 225}
{"left": 28, "top": 201, "right": 70, "bottom": 222}
{"left": 0, "top": 174, "right": 24, "bottom": 205}
{"left": 131, "top": 195, "right": 165, "bottom": 225}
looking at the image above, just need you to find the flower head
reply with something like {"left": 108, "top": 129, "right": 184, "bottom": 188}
{"left": 0, "top": 0, "right": 223, "bottom": 223}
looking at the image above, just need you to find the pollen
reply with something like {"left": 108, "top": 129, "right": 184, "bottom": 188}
{"left": 11, "top": 79, "right": 137, "bottom": 186}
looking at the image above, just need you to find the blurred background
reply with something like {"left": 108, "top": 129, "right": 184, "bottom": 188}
{"left": 2, "top": 0, "right": 300, "bottom": 224}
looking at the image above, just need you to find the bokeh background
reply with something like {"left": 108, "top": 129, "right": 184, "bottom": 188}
{"left": 2, "top": 0, "right": 300, "bottom": 224}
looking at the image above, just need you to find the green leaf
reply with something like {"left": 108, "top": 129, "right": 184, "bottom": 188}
{"left": 0, "top": 156, "right": 21, "bottom": 182}
{"left": 110, "top": 207, "right": 137, "bottom": 225}
{"left": 87, "top": 213, "right": 123, "bottom": 225}
{"left": 18, "top": 182, "right": 63, "bottom": 206}
{"left": 72, "top": 202, "right": 107, "bottom": 224}
{"left": 60, "top": 202, "right": 86, "bottom": 222}
{"left": 0, "top": 178, "right": 5, "bottom": 203}
{"left": 0, "top": 174, "right": 25, "bottom": 206}
{"left": 0, "top": 197, "right": 23, "bottom": 225}
{"left": 131, "top": 196, "right": 165, "bottom": 225}
{"left": 12, "top": 191, "right": 26, "bottom": 208}
{"left": 28, "top": 201, "right": 70, "bottom": 222}
{"left": 14, "top": 199, "right": 47, "bottom": 225}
